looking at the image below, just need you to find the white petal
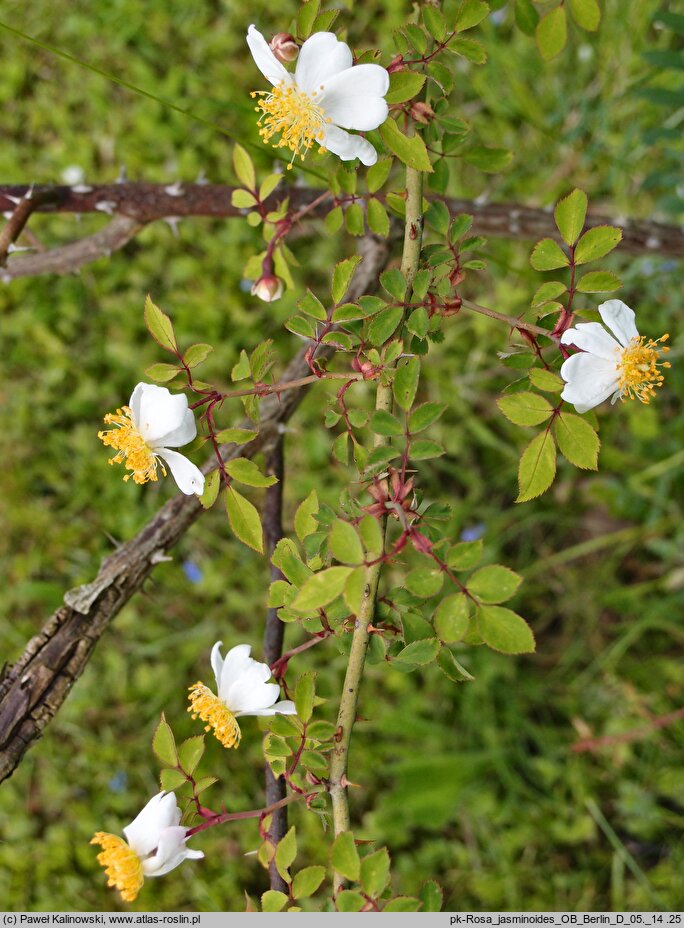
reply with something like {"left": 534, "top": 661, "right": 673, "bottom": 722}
{"left": 321, "top": 124, "right": 378, "bottom": 166}
{"left": 210, "top": 640, "right": 224, "bottom": 689}
{"left": 157, "top": 449, "right": 205, "bottom": 496}
{"left": 247, "top": 24, "right": 290, "bottom": 86}
{"left": 560, "top": 323, "right": 622, "bottom": 361}
{"left": 143, "top": 826, "right": 203, "bottom": 878}
{"left": 124, "top": 793, "right": 180, "bottom": 858}
{"left": 128, "top": 382, "right": 146, "bottom": 422}
{"left": 227, "top": 666, "right": 279, "bottom": 714}
{"left": 599, "top": 300, "right": 639, "bottom": 348}
{"left": 560, "top": 352, "right": 619, "bottom": 412}
{"left": 217, "top": 643, "right": 254, "bottom": 699}
{"left": 153, "top": 407, "right": 197, "bottom": 449}
{"left": 319, "top": 65, "right": 389, "bottom": 131}
{"left": 135, "top": 384, "right": 190, "bottom": 445}
{"left": 246, "top": 700, "right": 298, "bottom": 717}
{"left": 295, "top": 32, "right": 353, "bottom": 92}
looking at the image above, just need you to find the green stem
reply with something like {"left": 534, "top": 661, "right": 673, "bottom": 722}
{"left": 328, "top": 164, "right": 424, "bottom": 875}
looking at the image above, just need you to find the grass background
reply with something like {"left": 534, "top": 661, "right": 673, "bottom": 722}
{"left": 0, "top": 0, "right": 683, "bottom": 912}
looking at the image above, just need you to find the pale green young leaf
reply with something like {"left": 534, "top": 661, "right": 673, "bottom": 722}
{"left": 361, "top": 847, "right": 391, "bottom": 898}
{"left": 575, "top": 271, "right": 622, "bottom": 293}
{"left": 477, "top": 605, "right": 536, "bottom": 654}
{"left": 261, "top": 891, "right": 288, "bottom": 913}
{"left": 225, "top": 486, "right": 264, "bottom": 553}
{"left": 379, "top": 118, "right": 433, "bottom": 172}
{"left": 366, "top": 158, "right": 393, "bottom": 193}
{"left": 178, "top": 736, "right": 204, "bottom": 775}
{"left": 329, "top": 519, "right": 365, "bottom": 565}
{"left": 536, "top": 4, "right": 567, "bottom": 61}
{"left": 297, "top": 0, "right": 320, "bottom": 39}
{"left": 532, "top": 280, "right": 567, "bottom": 306}
{"left": 153, "top": 714, "right": 177, "bottom": 767}
{"left": 574, "top": 226, "right": 623, "bottom": 265}
{"left": 332, "top": 255, "right": 362, "bottom": 304}
{"left": 554, "top": 412, "right": 600, "bottom": 469}
{"left": 406, "top": 567, "right": 444, "bottom": 598}
{"left": 434, "top": 593, "right": 470, "bottom": 643}
{"left": 295, "top": 489, "right": 319, "bottom": 541}
{"left": 394, "top": 357, "right": 420, "bottom": 411}
{"left": 144, "top": 294, "right": 177, "bottom": 353}
{"left": 232, "top": 143, "right": 255, "bottom": 190}
{"left": 292, "top": 566, "right": 353, "bottom": 612}
{"left": 394, "top": 638, "right": 441, "bottom": 666}
{"left": 569, "top": 0, "right": 600, "bottom": 31}
{"left": 463, "top": 146, "right": 511, "bottom": 172}
{"left": 145, "top": 362, "right": 179, "bottom": 383}
{"left": 386, "top": 71, "right": 427, "bottom": 104}
{"left": 497, "top": 391, "right": 555, "bottom": 426}
{"left": 199, "top": 470, "right": 220, "bottom": 510}
{"left": 554, "top": 189, "right": 588, "bottom": 246}
{"left": 437, "top": 647, "right": 475, "bottom": 682}
{"left": 468, "top": 565, "right": 522, "bottom": 604}
{"left": 447, "top": 539, "right": 483, "bottom": 570}
{"left": 213, "top": 428, "right": 258, "bottom": 445}
{"left": 455, "top": 0, "right": 490, "bottom": 31}
{"left": 331, "top": 832, "right": 360, "bottom": 882}
{"left": 528, "top": 369, "right": 564, "bottom": 393}
{"left": 530, "top": 238, "right": 569, "bottom": 271}
{"left": 183, "top": 343, "right": 213, "bottom": 368}
{"left": 226, "top": 457, "right": 278, "bottom": 488}
{"left": 292, "top": 866, "right": 326, "bottom": 899}
{"left": 516, "top": 430, "right": 557, "bottom": 502}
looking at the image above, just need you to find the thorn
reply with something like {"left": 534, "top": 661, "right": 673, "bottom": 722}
{"left": 24, "top": 184, "right": 34, "bottom": 200}
{"left": 7, "top": 243, "right": 35, "bottom": 254}
{"left": 164, "top": 181, "right": 185, "bottom": 197}
{"left": 3, "top": 211, "right": 13, "bottom": 220}
{"left": 646, "top": 235, "right": 661, "bottom": 249}
{"left": 164, "top": 216, "right": 181, "bottom": 236}
{"left": 613, "top": 215, "right": 627, "bottom": 227}
{"left": 196, "top": 169, "right": 209, "bottom": 185}
{"left": 72, "top": 184, "right": 94, "bottom": 194}
{"left": 151, "top": 549, "right": 173, "bottom": 564}
{"left": 5, "top": 195, "right": 22, "bottom": 205}
{"left": 474, "top": 193, "right": 489, "bottom": 207}
{"left": 116, "top": 165, "right": 128, "bottom": 184}
{"left": 95, "top": 200, "right": 117, "bottom": 215}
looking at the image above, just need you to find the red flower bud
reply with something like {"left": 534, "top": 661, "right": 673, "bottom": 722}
{"left": 270, "top": 33, "right": 299, "bottom": 63}
{"left": 251, "top": 275, "right": 284, "bottom": 303}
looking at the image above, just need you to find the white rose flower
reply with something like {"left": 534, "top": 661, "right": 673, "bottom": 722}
{"left": 247, "top": 24, "right": 389, "bottom": 167}
{"left": 560, "top": 300, "right": 670, "bottom": 414}
{"left": 188, "top": 642, "right": 296, "bottom": 749}
{"left": 99, "top": 382, "right": 205, "bottom": 496}
{"left": 91, "top": 792, "right": 204, "bottom": 902}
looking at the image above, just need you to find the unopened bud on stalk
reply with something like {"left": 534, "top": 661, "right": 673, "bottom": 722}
{"left": 251, "top": 274, "right": 284, "bottom": 302}
{"left": 410, "top": 101, "right": 435, "bottom": 124}
{"left": 270, "top": 33, "right": 299, "bottom": 63}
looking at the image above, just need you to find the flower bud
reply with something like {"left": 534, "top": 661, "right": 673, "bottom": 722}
{"left": 251, "top": 275, "right": 284, "bottom": 302}
{"left": 410, "top": 101, "right": 435, "bottom": 124}
{"left": 270, "top": 33, "right": 299, "bottom": 63}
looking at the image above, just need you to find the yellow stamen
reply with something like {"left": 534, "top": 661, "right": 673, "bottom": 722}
{"left": 188, "top": 681, "right": 241, "bottom": 749}
{"left": 251, "top": 81, "right": 331, "bottom": 168}
{"left": 618, "top": 333, "right": 671, "bottom": 404}
{"left": 91, "top": 832, "right": 144, "bottom": 903}
{"left": 98, "top": 406, "right": 166, "bottom": 485}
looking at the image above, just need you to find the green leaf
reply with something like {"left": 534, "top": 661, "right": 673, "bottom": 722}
{"left": 332, "top": 255, "right": 362, "bottom": 304}
{"left": 331, "top": 832, "right": 360, "bottom": 882}
{"left": 231, "top": 188, "right": 256, "bottom": 208}
{"left": 367, "top": 198, "right": 390, "bottom": 237}
{"left": 346, "top": 202, "right": 365, "bottom": 236}
{"left": 226, "top": 457, "right": 278, "bottom": 488}
{"left": 420, "top": 880, "right": 444, "bottom": 912}
{"left": 262, "top": 890, "right": 288, "bottom": 913}
{"left": 233, "top": 143, "right": 255, "bottom": 190}
{"left": 329, "top": 519, "right": 365, "bottom": 565}
{"left": 297, "top": 0, "right": 320, "bottom": 39}
{"left": 326, "top": 205, "right": 344, "bottom": 233}
{"left": 425, "top": 200, "right": 451, "bottom": 236}
{"left": 359, "top": 515, "right": 384, "bottom": 558}
{"left": 530, "top": 238, "right": 569, "bottom": 271}
{"left": 434, "top": 593, "right": 471, "bottom": 643}
{"left": 153, "top": 714, "right": 177, "bottom": 766}
{"left": 574, "top": 226, "right": 623, "bottom": 265}
{"left": 569, "top": 0, "right": 600, "bottom": 31}
{"left": 366, "top": 158, "right": 393, "bottom": 193}
{"left": 394, "top": 638, "right": 441, "bottom": 666}
{"left": 455, "top": 0, "right": 490, "bottom": 31}
{"left": 379, "top": 118, "right": 433, "bottom": 172}
{"left": 575, "top": 271, "right": 622, "bottom": 293}
{"left": 368, "top": 306, "right": 403, "bottom": 346}
{"left": 437, "top": 647, "right": 475, "bottom": 682}
{"left": 536, "top": 4, "right": 567, "bottom": 61}
{"left": 160, "top": 768, "right": 187, "bottom": 791}
{"left": 183, "top": 343, "right": 213, "bottom": 369}
{"left": 517, "top": 430, "right": 557, "bottom": 502}
{"left": 554, "top": 412, "right": 600, "bottom": 469}
{"left": 407, "top": 306, "right": 428, "bottom": 339}
{"left": 225, "top": 486, "right": 264, "bottom": 553}
{"left": 381, "top": 268, "right": 407, "bottom": 300}
{"left": 532, "top": 280, "right": 567, "bottom": 306}
{"left": 409, "top": 402, "right": 445, "bottom": 433}
{"left": 386, "top": 71, "right": 427, "bottom": 104}
{"left": 515, "top": 0, "right": 539, "bottom": 35}
{"left": 528, "top": 369, "right": 564, "bottom": 393}
{"left": 298, "top": 289, "right": 327, "bottom": 321}
{"left": 497, "top": 391, "right": 555, "bottom": 426}
{"left": 554, "top": 189, "right": 588, "bottom": 246}
{"left": 145, "top": 362, "right": 179, "bottom": 383}
{"left": 275, "top": 825, "right": 297, "bottom": 881}
{"left": 406, "top": 567, "right": 444, "bottom": 598}
{"left": 423, "top": 5, "right": 447, "bottom": 40}
{"left": 292, "top": 566, "right": 353, "bottom": 612}
{"left": 394, "top": 357, "right": 420, "bottom": 411}
{"left": 463, "top": 146, "right": 512, "bottom": 173}
{"left": 231, "top": 349, "right": 251, "bottom": 381}
{"left": 384, "top": 897, "right": 422, "bottom": 912}
{"left": 293, "top": 866, "right": 326, "bottom": 899}
{"left": 361, "top": 847, "right": 391, "bottom": 898}
{"left": 447, "top": 540, "right": 483, "bottom": 570}
{"left": 295, "top": 489, "right": 319, "bottom": 541}
{"left": 199, "top": 470, "right": 220, "bottom": 510}
{"left": 468, "top": 565, "right": 522, "bottom": 604}
{"left": 410, "top": 439, "right": 444, "bottom": 460}
{"left": 178, "top": 736, "right": 204, "bottom": 775}
{"left": 477, "top": 605, "right": 535, "bottom": 654}
{"left": 214, "top": 428, "right": 258, "bottom": 445}
{"left": 337, "top": 891, "right": 365, "bottom": 912}
{"left": 370, "top": 409, "right": 403, "bottom": 436}
{"left": 259, "top": 173, "right": 282, "bottom": 201}
{"left": 144, "top": 294, "right": 177, "bottom": 353}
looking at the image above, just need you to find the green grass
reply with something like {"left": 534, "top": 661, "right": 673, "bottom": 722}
{"left": 1, "top": 0, "right": 683, "bottom": 912}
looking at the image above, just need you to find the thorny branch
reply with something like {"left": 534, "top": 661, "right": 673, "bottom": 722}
{"left": 0, "top": 182, "right": 681, "bottom": 283}
{"left": 0, "top": 233, "right": 390, "bottom": 786}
